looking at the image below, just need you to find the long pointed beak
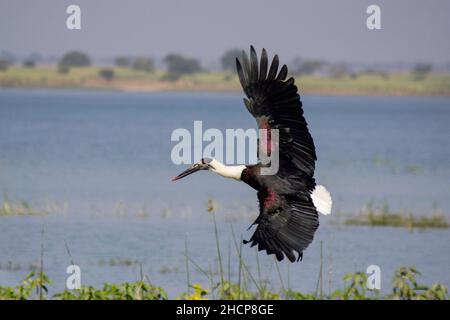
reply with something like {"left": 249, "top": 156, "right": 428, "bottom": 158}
{"left": 172, "top": 164, "right": 202, "bottom": 181}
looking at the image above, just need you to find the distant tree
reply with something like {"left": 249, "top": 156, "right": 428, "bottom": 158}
{"left": 58, "top": 64, "right": 70, "bottom": 74}
{"left": 164, "top": 54, "right": 202, "bottom": 75}
{"left": 291, "top": 57, "right": 327, "bottom": 75}
{"left": 412, "top": 63, "right": 432, "bottom": 80}
{"left": 220, "top": 49, "right": 242, "bottom": 71}
{"left": 28, "top": 53, "right": 43, "bottom": 63}
{"left": 131, "top": 57, "right": 154, "bottom": 72}
{"left": 0, "top": 59, "right": 11, "bottom": 71}
{"left": 59, "top": 51, "right": 91, "bottom": 68}
{"left": 115, "top": 56, "right": 130, "bottom": 67}
{"left": 23, "top": 60, "right": 35, "bottom": 68}
{"left": 329, "top": 64, "right": 348, "bottom": 79}
{"left": 99, "top": 68, "right": 115, "bottom": 80}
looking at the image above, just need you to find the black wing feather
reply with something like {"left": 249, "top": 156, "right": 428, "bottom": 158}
{"left": 259, "top": 49, "right": 268, "bottom": 81}
{"left": 276, "top": 64, "right": 288, "bottom": 81}
{"left": 250, "top": 46, "right": 259, "bottom": 82}
{"left": 267, "top": 55, "right": 279, "bottom": 81}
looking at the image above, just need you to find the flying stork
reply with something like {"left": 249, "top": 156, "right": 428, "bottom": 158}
{"left": 172, "top": 46, "right": 332, "bottom": 262}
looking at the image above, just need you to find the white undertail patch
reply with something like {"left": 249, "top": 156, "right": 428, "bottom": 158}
{"left": 311, "top": 185, "right": 332, "bottom": 215}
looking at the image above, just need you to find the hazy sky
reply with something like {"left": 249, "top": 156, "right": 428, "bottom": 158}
{"left": 1, "top": 0, "right": 449, "bottom": 64}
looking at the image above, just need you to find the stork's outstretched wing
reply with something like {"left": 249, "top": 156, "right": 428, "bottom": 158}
{"left": 237, "top": 47, "right": 319, "bottom": 262}
{"left": 236, "top": 46, "right": 316, "bottom": 186}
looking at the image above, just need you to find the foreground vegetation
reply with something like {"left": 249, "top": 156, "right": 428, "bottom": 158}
{"left": 0, "top": 266, "right": 447, "bottom": 300}
{"left": 1, "top": 66, "right": 449, "bottom": 96}
{"left": 1, "top": 198, "right": 448, "bottom": 300}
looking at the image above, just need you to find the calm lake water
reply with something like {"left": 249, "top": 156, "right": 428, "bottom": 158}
{"left": 0, "top": 89, "right": 449, "bottom": 297}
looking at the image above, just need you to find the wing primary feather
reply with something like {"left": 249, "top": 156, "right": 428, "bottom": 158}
{"left": 241, "top": 50, "right": 251, "bottom": 81}
{"left": 259, "top": 48, "right": 268, "bottom": 81}
{"left": 235, "top": 58, "right": 246, "bottom": 87}
{"left": 267, "top": 54, "right": 279, "bottom": 80}
{"left": 250, "top": 46, "right": 258, "bottom": 83}
{"left": 276, "top": 64, "right": 288, "bottom": 81}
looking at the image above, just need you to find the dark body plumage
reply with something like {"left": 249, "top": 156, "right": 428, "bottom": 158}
{"left": 237, "top": 47, "right": 319, "bottom": 262}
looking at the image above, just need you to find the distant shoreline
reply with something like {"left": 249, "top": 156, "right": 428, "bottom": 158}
{"left": 1, "top": 66, "right": 449, "bottom": 97}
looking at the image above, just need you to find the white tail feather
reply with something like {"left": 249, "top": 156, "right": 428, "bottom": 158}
{"left": 311, "top": 185, "right": 332, "bottom": 215}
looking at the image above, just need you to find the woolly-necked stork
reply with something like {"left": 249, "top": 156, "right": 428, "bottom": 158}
{"left": 173, "top": 46, "right": 332, "bottom": 262}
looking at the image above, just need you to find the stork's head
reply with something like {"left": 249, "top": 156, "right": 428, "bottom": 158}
{"left": 172, "top": 158, "right": 246, "bottom": 181}
{"left": 172, "top": 158, "right": 214, "bottom": 181}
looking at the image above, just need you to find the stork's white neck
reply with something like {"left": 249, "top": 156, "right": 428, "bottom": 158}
{"left": 209, "top": 159, "right": 246, "bottom": 180}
